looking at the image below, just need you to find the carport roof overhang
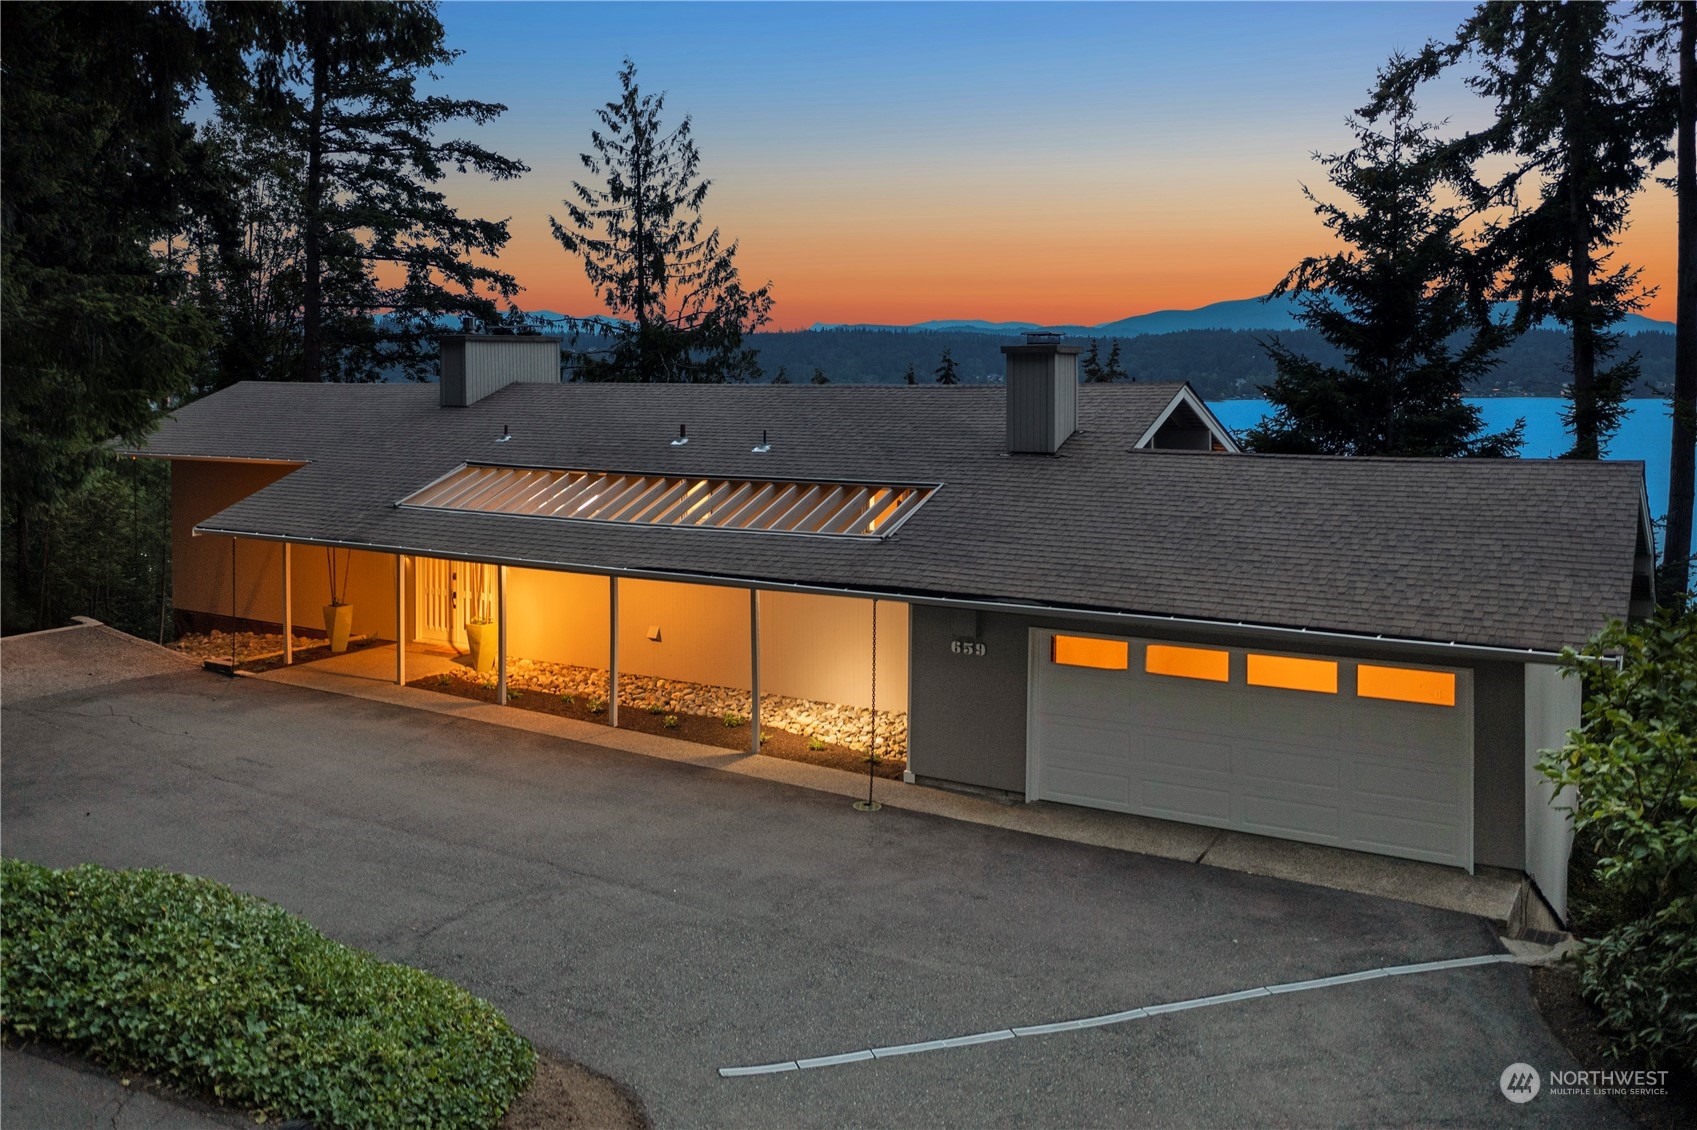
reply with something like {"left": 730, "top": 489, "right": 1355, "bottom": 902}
{"left": 190, "top": 518, "right": 1578, "bottom": 665}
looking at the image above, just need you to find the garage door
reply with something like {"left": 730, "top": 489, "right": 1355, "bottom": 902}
{"left": 1029, "top": 631, "right": 1473, "bottom": 869}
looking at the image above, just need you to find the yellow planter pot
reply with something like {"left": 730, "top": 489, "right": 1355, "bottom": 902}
{"left": 465, "top": 621, "right": 496, "bottom": 674}
{"left": 322, "top": 604, "right": 353, "bottom": 654}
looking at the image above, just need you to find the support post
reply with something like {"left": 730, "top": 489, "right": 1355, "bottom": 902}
{"left": 497, "top": 565, "right": 508, "bottom": 706}
{"left": 395, "top": 554, "right": 405, "bottom": 686}
{"left": 608, "top": 575, "right": 620, "bottom": 727}
{"left": 283, "top": 543, "right": 293, "bottom": 666}
{"left": 749, "top": 587, "right": 761, "bottom": 754}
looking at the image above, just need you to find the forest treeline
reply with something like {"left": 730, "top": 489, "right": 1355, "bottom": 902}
{"left": 734, "top": 327, "right": 1677, "bottom": 399}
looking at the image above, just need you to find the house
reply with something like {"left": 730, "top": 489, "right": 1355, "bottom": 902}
{"left": 132, "top": 334, "right": 1658, "bottom": 920}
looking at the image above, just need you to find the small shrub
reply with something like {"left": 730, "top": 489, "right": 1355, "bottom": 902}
{"left": 759, "top": 731, "right": 770, "bottom": 745}
{"left": 508, "top": 689, "right": 523, "bottom": 700}
{"left": 663, "top": 714, "right": 679, "bottom": 729}
{"left": 807, "top": 736, "right": 826, "bottom": 751}
{"left": 559, "top": 694, "right": 575, "bottom": 706}
{"left": 722, "top": 712, "right": 746, "bottom": 728}
{"left": 586, "top": 697, "right": 605, "bottom": 714}
{"left": 647, "top": 703, "right": 665, "bottom": 715}
{"left": 0, "top": 859, "right": 535, "bottom": 1128}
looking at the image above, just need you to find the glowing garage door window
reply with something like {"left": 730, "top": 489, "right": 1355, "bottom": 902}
{"left": 1246, "top": 653, "right": 1338, "bottom": 694}
{"left": 1357, "top": 664, "right": 1456, "bottom": 706}
{"left": 1052, "top": 635, "right": 1129, "bottom": 670}
{"left": 1145, "top": 644, "right": 1230, "bottom": 682}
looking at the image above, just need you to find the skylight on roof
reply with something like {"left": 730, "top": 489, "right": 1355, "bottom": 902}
{"left": 399, "top": 465, "right": 936, "bottom": 539}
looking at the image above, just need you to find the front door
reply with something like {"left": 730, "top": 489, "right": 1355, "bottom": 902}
{"left": 415, "top": 559, "right": 496, "bottom": 650}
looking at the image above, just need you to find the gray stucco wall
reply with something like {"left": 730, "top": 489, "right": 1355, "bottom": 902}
{"left": 908, "top": 605, "right": 1529, "bottom": 869}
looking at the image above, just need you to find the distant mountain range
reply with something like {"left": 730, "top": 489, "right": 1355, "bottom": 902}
{"left": 809, "top": 294, "right": 1676, "bottom": 338}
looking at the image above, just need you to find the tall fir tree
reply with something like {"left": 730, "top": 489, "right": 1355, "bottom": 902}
{"left": 1104, "top": 340, "right": 1128, "bottom": 382}
{"left": 1373, "top": 2, "right": 1672, "bottom": 458}
{"left": 552, "top": 59, "right": 773, "bottom": 382}
{"left": 1081, "top": 339, "right": 1105, "bottom": 382}
{"left": 1245, "top": 99, "right": 1523, "bottom": 457}
{"left": 204, "top": 1, "right": 528, "bottom": 383}
{"left": 903, "top": 362, "right": 918, "bottom": 385}
{"left": 1639, "top": 0, "right": 1695, "bottom": 599}
{"left": 810, "top": 367, "right": 829, "bottom": 385}
{"left": 934, "top": 348, "right": 960, "bottom": 386}
{"left": 2, "top": 1, "right": 214, "bottom": 629}
{"left": 771, "top": 365, "right": 790, "bottom": 385}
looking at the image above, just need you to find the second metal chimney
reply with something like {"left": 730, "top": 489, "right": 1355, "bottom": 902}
{"left": 1001, "top": 332, "right": 1080, "bottom": 454}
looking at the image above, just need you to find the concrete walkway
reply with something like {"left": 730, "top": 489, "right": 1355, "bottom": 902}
{"left": 1, "top": 1046, "right": 243, "bottom": 1129}
{"left": 258, "top": 640, "right": 1524, "bottom": 925}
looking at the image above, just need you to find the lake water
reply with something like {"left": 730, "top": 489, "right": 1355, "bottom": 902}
{"left": 1207, "top": 397, "right": 1683, "bottom": 530}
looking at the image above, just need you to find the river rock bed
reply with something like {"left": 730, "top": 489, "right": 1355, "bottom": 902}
{"left": 174, "top": 631, "right": 319, "bottom": 663}
{"left": 446, "top": 657, "right": 908, "bottom": 757}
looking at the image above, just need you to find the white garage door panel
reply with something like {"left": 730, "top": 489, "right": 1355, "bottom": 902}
{"left": 1032, "top": 632, "right": 1473, "bottom": 869}
{"left": 1141, "top": 778, "right": 1234, "bottom": 823}
{"left": 1237, "top": 744, "right": 1341, "bottom": 789}
{"left": 1134, "top": 731, "right": 1233, "bottom": 774}
{"left": 1046, "top": 766, "right": 1133, "bottom": 807}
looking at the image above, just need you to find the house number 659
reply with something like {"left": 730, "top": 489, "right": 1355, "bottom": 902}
{"left": 951, "top": 639, "right": 986, "bottom": 657}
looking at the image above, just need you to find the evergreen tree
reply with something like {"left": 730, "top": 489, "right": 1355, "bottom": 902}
{"left": 2, "top": 1, "right": 213, "bottom": 630}
{"left": 205, "top": 1, "right": 528, "bottom": 383}
{"left": 771, "top": 365, "right": 790, "bottom": 385}
{"left": 934, "top": 348, "right": 960, "bottom": 385}
{"left": 1245, "top": 100, "right": 1524, "bottom": 457}
{"left": 904, "top": 362, "right": 918, "bottom": 385}
{"left": 1639, "top": 0, "right": 1695, "bottom": 599}
{"left": 810, "top": 367, "right": 829, "bottom": 385}
{"left": 1373, "top": 2, "right": 1672, "bottom": 458}
{"left": 1081, "top": 339, "right": 1106, "bottom": 382}
{"left": 552, "top": 59, "right": 773, "bottom": 382}
{"left": 1104, "top": 340, "right": 1128, "bottom": 382}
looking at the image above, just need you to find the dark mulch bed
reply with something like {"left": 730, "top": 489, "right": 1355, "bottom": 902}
{"left": 238, "top": 636, "right": 390, "bottom": 674}
{"left": 409, "top": 673, "right": 906, "bottom": 780}
{"left": 501, "top": 1049, "right": 648, "bottom": 1130}
{"left": 1528, "top": 962, "right": 1695, "bottom": 1130}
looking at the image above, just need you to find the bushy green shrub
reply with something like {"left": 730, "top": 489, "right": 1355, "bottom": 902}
{"left": 1538, "top": 600, "right": 1697, "bottom": 1070}
{"left": 1579, "top": 898, "right": 1697, "bottom": 1070}
{"left": 1, "top": 860, "right": 535, "bottom": 1128}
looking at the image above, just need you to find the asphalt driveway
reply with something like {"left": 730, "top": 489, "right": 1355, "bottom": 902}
{"left": 1, "top": 658, "right": 1625, "bottom": 1128}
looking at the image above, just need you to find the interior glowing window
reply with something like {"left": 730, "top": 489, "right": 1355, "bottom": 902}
{"left": 1357, "top": 664, "right": 1456, "bottom": 706}
{"left": 1145, "top": 644, "right": 1229, "bottom": 682}
{"left": 1246, "top": 653, "right": 1338, "bottom": 694}
{"left": 1052, "top": 635, "right": 1129, "bottom": 670}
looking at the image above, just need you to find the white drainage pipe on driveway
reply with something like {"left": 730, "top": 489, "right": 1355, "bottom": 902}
{"left": 716, "top": 952, "right": 1518, "bottom": 1077}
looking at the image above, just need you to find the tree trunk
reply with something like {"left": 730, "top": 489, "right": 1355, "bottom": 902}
{"left": 300, "top": 24, "right": 328, "bottom": 382}
{"left": 1568, "top": 167, "right": 1599, "bottom": 459}
{"left": 1666, "top": 1, "right": 1697, "bottom": 600}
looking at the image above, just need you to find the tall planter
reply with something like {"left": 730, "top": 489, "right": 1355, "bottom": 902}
{"left": 465, "top": 621, "right": 496, "bottom": 674}
{"left": 322, "top": 603, "right": 353, "bottom": 654}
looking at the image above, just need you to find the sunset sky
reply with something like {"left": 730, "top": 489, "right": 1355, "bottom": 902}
{"left": 431, "top": 1, "right": 1677, "bottom": 331}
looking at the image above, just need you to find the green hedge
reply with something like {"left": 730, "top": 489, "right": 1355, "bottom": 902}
{"left": 1, "top": 859, "right": 536, "bottom": 1128}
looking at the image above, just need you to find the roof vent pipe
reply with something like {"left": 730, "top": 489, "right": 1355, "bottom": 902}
{"left": 671, "top": 424, "right": 689, "bottom": 447}
{"left": 1000, "top": 332, "right": 1080, "bottom": 454}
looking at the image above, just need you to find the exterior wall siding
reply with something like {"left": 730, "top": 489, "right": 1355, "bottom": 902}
{"left": 174, "top": 460, "right": 401, "bottom": 640}
{"left": 908, "top": 604, "right": 1531, "bottom": 868}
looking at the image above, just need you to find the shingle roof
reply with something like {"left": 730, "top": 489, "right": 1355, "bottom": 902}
{"left": 138, "top": 380, "right": 1647, "bottom": 653}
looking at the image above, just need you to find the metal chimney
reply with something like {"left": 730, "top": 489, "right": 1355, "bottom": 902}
{"left": 1000, "top": 332, "right": 1080, "bottom": 454}
{"left": 438, "top": 333, "right": 564, "bottom": 407}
